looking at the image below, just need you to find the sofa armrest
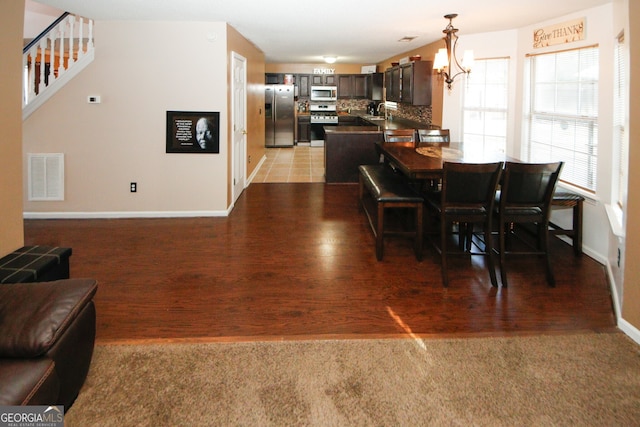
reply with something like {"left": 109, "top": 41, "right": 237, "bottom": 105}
{"left": 0, "top": 279, "right": 98, "bottom": 358}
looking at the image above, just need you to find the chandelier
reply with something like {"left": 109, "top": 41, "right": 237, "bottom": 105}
{"left": 433, "top": 14, "right": 475, "bottom": 90}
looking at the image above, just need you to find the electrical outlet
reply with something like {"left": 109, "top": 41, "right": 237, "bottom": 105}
{"left": 248, "top": 155, "right": 251, "bottom": 163}
{"left": 130, "top": 182, "right": 137, "bottom": 192}
{"left": 618, "top": 247, "right": 621, "bottom": 267}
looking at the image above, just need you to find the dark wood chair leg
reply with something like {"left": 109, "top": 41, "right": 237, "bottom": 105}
{"left": 485, "top": 221, "right": 498, "bottom": 287}
{"left": 541, "top": 222, "right": 556, "bottom": 287}
{"left": 414, "top": 204, "right": 423, "bottom": 261}
{"left": 441, "top": 218, "right": 449, "bottom": 287}
{"left": 573, "top": 199, "right": 583, "bottom": 256}
{"left": 376, "top": 203, "right": 384, "bottom": 261}
{"left": 499, "top": 220, "right": 508, "bottom": 287}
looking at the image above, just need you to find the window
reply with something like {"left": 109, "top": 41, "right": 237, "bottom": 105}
{"left": 614, "top": 32, "right": 627, "bottom": 208}
{"left": 462, "top": 57, "right": 509, "bottom": 153}
{"left": 525, "top": 46, "right": 599, "bottom": 192}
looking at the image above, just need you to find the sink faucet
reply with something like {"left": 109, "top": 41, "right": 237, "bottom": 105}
{"left": 377, "top": 102, "right": 386, "bottom": 119}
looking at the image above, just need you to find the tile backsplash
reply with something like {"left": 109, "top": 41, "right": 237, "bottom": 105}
{"left": 336, "top": 99, "right": 432, "bottom": 125}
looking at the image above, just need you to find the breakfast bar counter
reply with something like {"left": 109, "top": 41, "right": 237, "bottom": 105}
{"left": 324, "top": 126, "right": 382, "bottom": 183}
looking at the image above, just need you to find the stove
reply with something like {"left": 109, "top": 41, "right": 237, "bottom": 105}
{"left": 309, "top": 103, "right": 338, "bottom": 124}
{"left": 309, "top": 103, "right": 338, "bottom": 146}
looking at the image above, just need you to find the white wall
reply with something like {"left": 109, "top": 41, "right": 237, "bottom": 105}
{"left": 442, "top": 4, "right": 615, "bottom": 263}
{"left": 23, "top": 21, "right": 230, "bottom": 217}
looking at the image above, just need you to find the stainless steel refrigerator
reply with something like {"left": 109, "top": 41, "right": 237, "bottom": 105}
{"left": 265, "top": 85, "right": 295, "bottom": 147}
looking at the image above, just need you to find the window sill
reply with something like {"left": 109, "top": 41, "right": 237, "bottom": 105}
{"left": 605, "top": 204, "right": 625, "bottom": 238}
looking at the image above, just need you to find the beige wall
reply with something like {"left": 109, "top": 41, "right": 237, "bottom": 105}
{"left": 23, "top": 21, "right": 231, "bottom": 215}
{"left": 622, "top": 0, "right": 640, "bottom": 331}
{"left": 266, "top": 63, "right": 364, "bottom": 74}
{"left": 227, "top": 24, "right": 266, "bottom": 187}
{"left": 0, "top": 1, "right": 25, "bottom": 254}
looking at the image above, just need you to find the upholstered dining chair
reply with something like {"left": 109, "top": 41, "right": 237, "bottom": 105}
{"left": 417, "top": 129, "right": 450, "bottom": 146}
{"left": 379, "top": 129, "right": 416, "bottom": 169}
{"left": 383, "top": 129, "right": 416, "bottom": 145}
{"left": 425, "top": 161, "right": 503, "bottom": 287}
{"left": 495, "top": 161, "right": 563, "bottom": 287}
{"left": 416, "top": 128, "right": 451, "bottom": 191}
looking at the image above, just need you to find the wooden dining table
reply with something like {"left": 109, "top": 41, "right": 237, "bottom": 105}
{"left": 378, "top": 141, "right": 517, "bottom": 181}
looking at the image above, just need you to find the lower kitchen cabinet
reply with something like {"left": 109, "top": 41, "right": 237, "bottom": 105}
{"left": 297, "top": 115, "right": 310, "bottom": 143}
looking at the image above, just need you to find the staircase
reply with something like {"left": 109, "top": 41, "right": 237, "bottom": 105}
{"left": 23, "top": 13, "right": 94, "bottom": 119}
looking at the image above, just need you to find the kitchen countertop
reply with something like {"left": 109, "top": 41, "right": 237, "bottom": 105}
{"left": 332, "top": 110, "right": 434, "bottom": 132}
{"left": 324, "top": 126, "right": 381, "bottom": 134}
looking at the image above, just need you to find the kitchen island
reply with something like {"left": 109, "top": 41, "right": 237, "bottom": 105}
{"left": 324, "top": 112, "right": 435, "bottom": 183}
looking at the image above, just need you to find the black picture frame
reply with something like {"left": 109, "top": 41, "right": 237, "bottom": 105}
{"left": 166, "top": 111, "right": 220, "bottom": 153}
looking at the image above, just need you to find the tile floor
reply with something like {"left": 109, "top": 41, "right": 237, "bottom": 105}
{"left": 252, "top": 145, "right": 325, "bottom": 183}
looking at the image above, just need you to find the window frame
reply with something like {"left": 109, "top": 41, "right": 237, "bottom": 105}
{"left": 524, "top": 45, "right": 600, "bottom": 193}
{"left": 462, "top": 57, "right": 510, "bottom": 154}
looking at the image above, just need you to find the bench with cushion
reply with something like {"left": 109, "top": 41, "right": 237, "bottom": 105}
{"left": 358, "top": 164, "right": 424, "bottom": 261}
{"left": 0, "top": 245, "right": 72, "bottom": 284}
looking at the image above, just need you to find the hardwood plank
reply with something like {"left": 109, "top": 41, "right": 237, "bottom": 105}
{"left": 24, "top": 183, "right": 616, "bottom": 343}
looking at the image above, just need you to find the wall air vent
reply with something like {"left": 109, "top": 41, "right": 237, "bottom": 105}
{"left": 28, "top": 153, "right": 64, "bottom": 201}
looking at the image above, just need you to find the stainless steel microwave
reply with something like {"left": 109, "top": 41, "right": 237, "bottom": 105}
{"left": 310, "top": 86, "right": 337, "bottom": 102}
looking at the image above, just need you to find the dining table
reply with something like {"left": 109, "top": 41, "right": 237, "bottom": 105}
{"left": 378, "top": 141, "right": 517, "bottom": 181}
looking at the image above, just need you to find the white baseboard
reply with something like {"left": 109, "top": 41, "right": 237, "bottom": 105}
{"left": 24, "top": 209, "right": 230, "bottom": 219}
{"left": 247, "top": 154, "right": 267, "bottom": 184}
{"left": 604, "top": 259, "right": 640, "bottom": 346}
{"left": 618, "top": 318, "right": 640, "bottom": 345}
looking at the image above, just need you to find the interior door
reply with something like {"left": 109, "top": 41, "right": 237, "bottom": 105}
{"left": 231, "top": 52, "right": 247, "bottom": 204}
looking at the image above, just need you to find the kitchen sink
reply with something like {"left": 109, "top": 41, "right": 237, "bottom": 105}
{"left": 363, "top": 115, "right": 385, "bottom": 121}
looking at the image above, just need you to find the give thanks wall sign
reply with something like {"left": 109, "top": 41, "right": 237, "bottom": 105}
{"left": 533, "top": 18, "right": 585, "bottom": 48}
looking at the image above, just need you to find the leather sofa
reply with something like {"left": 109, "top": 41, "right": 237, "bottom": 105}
{"left": 0, "top": 278, "right": 98, "bottom": 407}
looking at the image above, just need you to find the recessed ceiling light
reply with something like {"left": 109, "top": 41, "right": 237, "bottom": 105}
{"left": 398, "top": 36, "right": 417, "bottom": 42}
{"left": 323, "top": 56, "right": 337, "bottom": 64}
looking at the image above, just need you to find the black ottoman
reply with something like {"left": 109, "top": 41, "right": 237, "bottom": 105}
{"left": 0, "top": 246, "right": 72, "bottom": 284}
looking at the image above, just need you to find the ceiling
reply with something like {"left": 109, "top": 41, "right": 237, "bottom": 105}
{"left": 31, "top": 0, "right": 612, "bottom": 64}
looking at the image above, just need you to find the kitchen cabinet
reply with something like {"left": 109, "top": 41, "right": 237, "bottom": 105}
{"left": 265, "top": 73, "right": 284, "bottom": 84}
{"left": 384, "top": 67, "right": 401, "bottom": 102}
{"left": 296, "top": 74, "right": 310, "bottom": 98}
{"left": 311, "top": 74, "right": 336, "bottom": 86}
{"left": 337, "top": 75, "right": 367, "bottom": 99}
{"left": 366, "top": 73, "right": 384, "bottom": 101}
{"left": 384, "top": 61, "right": 432, "bottom": 105}
{"left": 400, "top": 61, "right": 433, "bottom": 106}
{"left": 297, "top": 115, "right": 310, "bottom": 142}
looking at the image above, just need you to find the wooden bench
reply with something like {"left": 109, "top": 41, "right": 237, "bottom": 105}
{"left": 358, "top": 164, "right": 424, "bottom": 261}
{"left": 550, "top": 192, "right": 585, "bottom": 256}
{"left": 0, "top": 245, "right": 72, "bottom": 284}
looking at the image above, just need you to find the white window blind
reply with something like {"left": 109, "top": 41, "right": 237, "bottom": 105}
{"left": 526, "top": 46, "right": 599, "bottom": 192}
{"left": 462, "top": 57, "right": 509, "bottom": 153}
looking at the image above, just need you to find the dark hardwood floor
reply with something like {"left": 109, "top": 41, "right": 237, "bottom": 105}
{"left": 24, "top": 183, "right": 617, "bottom": 344}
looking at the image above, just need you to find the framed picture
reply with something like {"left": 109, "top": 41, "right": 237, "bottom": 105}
{"left": 166, "top": 111, "right": 220, "bottom": 153}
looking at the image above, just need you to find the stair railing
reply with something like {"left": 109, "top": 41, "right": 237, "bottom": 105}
{"left": 22, "top": 13, "right": 94, "bottom": 118}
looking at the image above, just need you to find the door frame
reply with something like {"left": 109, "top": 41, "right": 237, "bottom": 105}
{"left": 231, "top": 51, "right": 247, "bottom": 204}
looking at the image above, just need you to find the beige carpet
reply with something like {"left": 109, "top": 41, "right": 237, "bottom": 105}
{"left": 66, "top": 333, "right": 640, "bottom": 426}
